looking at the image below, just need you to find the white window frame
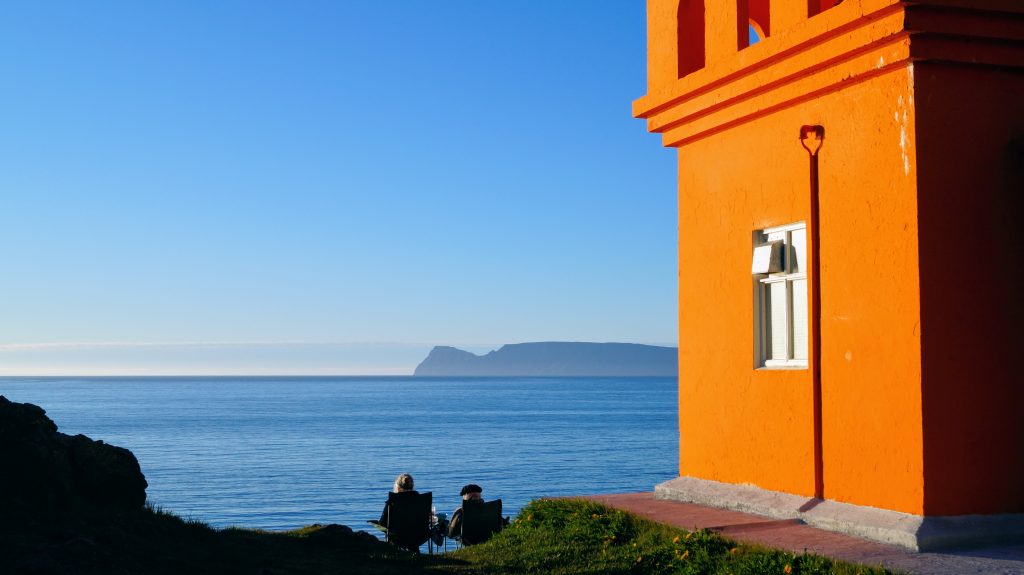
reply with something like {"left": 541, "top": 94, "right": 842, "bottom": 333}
{"left": 753, "top": 222, "right": 808, "bottom": 369}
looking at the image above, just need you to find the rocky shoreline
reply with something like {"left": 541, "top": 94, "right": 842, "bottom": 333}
{"left": 0, "top": 396, "right": 438, "bottom": 575}
{"left": 1, "top": 396, "right": 148, "bottom": 512}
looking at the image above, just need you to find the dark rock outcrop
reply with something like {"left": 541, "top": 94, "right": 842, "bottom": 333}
{"left": 413, "top": 341, "right": 678, "bottom": 376}
{"left": 0, "top": 397, "right": 407, "bottom": 575}
{"left": 0, "top": 395, "right": 148, "bottom": 511}
{"left": 302, "top": 523, "right": 381, "bottom": 546}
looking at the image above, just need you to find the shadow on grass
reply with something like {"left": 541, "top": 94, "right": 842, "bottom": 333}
{"left": 0, "top": 499, "right": 905, "bottom": 575}
{"left": 0, "top": 502, "right": 471, "bottom": 575}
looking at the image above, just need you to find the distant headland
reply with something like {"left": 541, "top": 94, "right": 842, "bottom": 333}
{"left": 413, "top": 342, "right": 677, "bottom": 377}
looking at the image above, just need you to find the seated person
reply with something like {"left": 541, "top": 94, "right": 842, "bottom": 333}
{"left": 378, "top": 472, "right": 418, "bottom": 526}
{"left": 447, "top": 483, "right": 483, "bottom": 539}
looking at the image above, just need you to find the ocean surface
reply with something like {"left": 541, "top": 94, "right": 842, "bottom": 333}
{"left": 0, "top": 376, "right": 678, "bottom": 533}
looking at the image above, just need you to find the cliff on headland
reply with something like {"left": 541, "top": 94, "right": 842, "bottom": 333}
{"left": 413, "top": 342, "right": 677, "bottom": 377}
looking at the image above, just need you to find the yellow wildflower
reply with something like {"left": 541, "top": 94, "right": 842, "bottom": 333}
{"left": 685, "top": 532, "right": 692, "bottom": 541}
{"left": 682, "top": 550, "right": 689, "bottom": 559}
{"left": 591, "top": 513, "right": 599, "bottom": 519}
{"left": 636, "top": 556, "right": 643, "bottom": 563}
{"left": 672, "top": 535, "right": 681, "bottom": 544}
{"left": 783, "top": 565, "right": 793, "bottom": 574}
{"left": 729, "top": 547, "right": 738, "bottom": 554}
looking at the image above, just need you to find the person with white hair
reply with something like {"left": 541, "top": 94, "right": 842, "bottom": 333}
{"left": 377, "top": 472, "right": 417, "bottom": 525}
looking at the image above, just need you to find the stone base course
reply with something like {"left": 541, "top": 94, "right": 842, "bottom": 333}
{"left": 655, "top": 476, "right": 1024, "bottom": 552}
{"left": 581, "top": 491, "right": 1024, "bottom": 575}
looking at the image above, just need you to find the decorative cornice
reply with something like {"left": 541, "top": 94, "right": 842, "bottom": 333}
{"left": 635, "top": 1, "right": 1024, "bottom": 148}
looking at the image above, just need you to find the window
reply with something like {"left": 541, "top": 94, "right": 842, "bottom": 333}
{"left": 739, "top": 0, "right": 769, "bottom": 50}
{"left": 749, "top": 22, "right": 764, "bottom": 46}
{"left": 753, "top": 222, "right": 808, "bottom": 368}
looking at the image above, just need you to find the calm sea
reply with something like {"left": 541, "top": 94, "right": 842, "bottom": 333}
{"left": 0, "top": 376, "right": 678, "bottom": 533}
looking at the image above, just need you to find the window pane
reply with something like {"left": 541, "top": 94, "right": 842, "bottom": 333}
{"left": 792, "top": 279, "right": 808, "bottom": 360}
{"left": 790, "top": 228, "right": 807, "bottom": 273}
{"left": 769, "top": 282, "right": 789, "bottom": 360}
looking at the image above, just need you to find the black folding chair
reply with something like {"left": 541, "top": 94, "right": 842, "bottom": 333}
{"left": 460, "top": 498, "right": 503, "bottom": 546}
{"left": 370, "top": 491, "right": 434, "bottom": 553}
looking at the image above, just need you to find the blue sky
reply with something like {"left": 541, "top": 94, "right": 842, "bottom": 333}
{"left": 0, "top": 1, "right": 677, "bottom": 374}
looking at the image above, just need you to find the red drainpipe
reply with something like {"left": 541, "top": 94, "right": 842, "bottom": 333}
{"left": 800, "top": 125, "right": 825, "bottom": 500}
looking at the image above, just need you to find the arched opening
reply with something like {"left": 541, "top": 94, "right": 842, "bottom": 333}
{"left": 738, "top": 0, "right": 770, "bottom": 50}
{"left": 677, "top": 0, "right": 706, "bottom": 78}
{"left": 749, "top": 21, "right": 765, "bottom": 45}
{"left": 808, "top": 0, "right": 841, "bottom": 17}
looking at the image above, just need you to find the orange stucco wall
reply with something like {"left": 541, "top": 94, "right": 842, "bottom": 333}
{"left": 677, "top": 125, "right": 817, "bottom": 497}
{"left": 677, "top": 66, "right": 925, "bottom": 512}
{"left": 913, "top": 62, "right": 1024, "bottom": 516}
{"left": 640, "top": 0, "right": 1024, "bottom": 517}
{"left": 814, "top": 66, "right": 924, "bottom": 514}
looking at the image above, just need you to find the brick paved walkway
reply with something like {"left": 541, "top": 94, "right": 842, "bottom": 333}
{"left": 581, "top": 493, "right": 1024, "bottom": 575}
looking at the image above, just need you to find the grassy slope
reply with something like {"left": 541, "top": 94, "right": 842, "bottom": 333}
{"left": 453, "top": 499, "right": 900, "bottom": 575}
{"left": 0, "top": 499, "right": 900, "bottom": 575}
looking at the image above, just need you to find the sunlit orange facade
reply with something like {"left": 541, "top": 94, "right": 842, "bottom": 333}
{"left": 636, "top": 0, "right": 1024, "bottom": 518}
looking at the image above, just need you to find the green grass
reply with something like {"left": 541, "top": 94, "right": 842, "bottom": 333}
{"left": 450, "top": 498, "right": 901, "bottom": 575}
{"left": 0, "top": 498, "right": 901, "bottom": 574}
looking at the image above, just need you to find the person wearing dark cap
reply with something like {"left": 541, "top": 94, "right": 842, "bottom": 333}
{"left": 446, "top": 483, "right": 483, "bottom": 539}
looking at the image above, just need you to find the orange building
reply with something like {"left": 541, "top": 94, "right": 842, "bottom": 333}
{"left": 636, "top": 0, "right": 1024, "bottom": 550}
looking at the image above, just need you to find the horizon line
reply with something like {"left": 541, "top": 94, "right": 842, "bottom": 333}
{"left": 0, "top": 340, "right": 679, "bottom": 351}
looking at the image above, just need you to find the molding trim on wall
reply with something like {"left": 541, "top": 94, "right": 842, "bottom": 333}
{"left": 634, "top": 1, "right": 1024, "bottom": 149}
